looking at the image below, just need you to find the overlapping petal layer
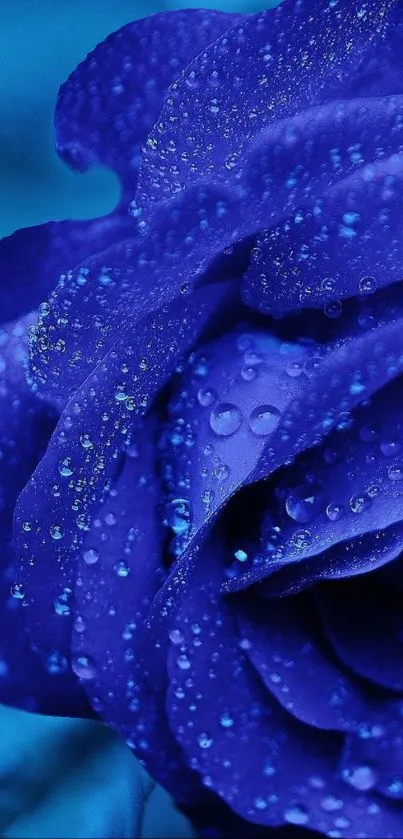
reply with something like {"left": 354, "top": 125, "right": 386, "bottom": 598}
{"left": 0, "top": 319, "right": 90, "bottom": 716}
{"left": 2, "top": 2, "right": 403, "bottom": 837}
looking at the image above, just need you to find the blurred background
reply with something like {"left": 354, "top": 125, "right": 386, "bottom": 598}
{"left": 0, "top": 0, "right": 277, "bottom": 240}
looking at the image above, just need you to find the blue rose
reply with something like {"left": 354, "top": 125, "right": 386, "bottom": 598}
{"left": 1, "top": 1, "right": 403, "bottom": 837}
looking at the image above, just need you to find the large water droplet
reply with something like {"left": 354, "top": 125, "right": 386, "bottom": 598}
{"left": 285, "top": 484, "right": 323, "bottom": 523}
{"left": 249, "top": 404, "right": 280, "bottom": 436}
{"left": 210, "top": 403, "right": 242, "bottom": 437}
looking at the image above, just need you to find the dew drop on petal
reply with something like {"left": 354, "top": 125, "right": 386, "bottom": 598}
{"left": 342, "top": 765, "right": 378, "bottom": 791}
{"left": 167, "top": 498, "right": 192, "bottom": 535}
{"left": 197, "top": 386, "right": 217, "bottom": 407}
{"left": 71, "top": 654, "right": 97, "bottom": 681}
{"left": 284, "top": 804, "right": 309, "bottom": 826}
{"left": 197, "top": 732, "right": 213, "bottom": 749}
{"left": 10, "top": 583, "right": 25, "bottom": 601}
{"left": 219, "top": 710, "right": 234, "bottom": 728}
{"left": 248, "top": 404, "right": 280, "bottom": 436}
{"left": 285, "top": 485, "right": 323, "bottom": 523}
{"left": 50, "top": 524, "right": 64, "bottom": 541}
{"left": 58, "top": 457, "right": 73, "bottom": 477}
{"left": 326, "top": 502, "right": 344, "bottom": 521}
{"left": 210, "top": 402, "right": 242, "bottom": 437}
{"left": 83, "top": 548, "right": 99, "bottom": 565}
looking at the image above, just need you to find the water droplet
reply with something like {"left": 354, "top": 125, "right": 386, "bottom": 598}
{"left": 219, "top": 710, "right": 234, "bottom": 728}
{"left": 54, "top": 589, "right": 72, "bottom": 616}
{"left": 342, "top": 764, "right": 377, "bottom": 791}
{"left": 241, "top": 365, "right": 257, "bottom": 382}
{"left": 263, "top": 760, "right": 276, "bottom": 777}
{"left": 71, "top": 654, "right": 97, "bottom": 681}
{"left": 388, "top": 464, "right": 403, "bottom": 481}
{"left": 83, "top": 548, "right": 99, "bottom": 565}
{"left": 210, "top": 403, "right": 242, "bottom": 437}
{"left": 285, "top": 484, "right": 323, "bottom": 523}
{"left": 380, "top": 439, "right": 402, "bottom": 457}
{"left": 11, "top": 583, "right": 25, "bottom": 601}
{"left": 321, "top": 795, "right": 343, "bottom": 812}
{"left": 39, "top": 301, "right": 51, "bottom": 317}
{"left": 214, "top": 463, "right": 230, "bottom": 481}
{"left": 249, "top": 404, "right": 280, "bottom": 436}
{"left": 254, "top": 796, "right": 268, "bottom": 810}
{"left": 286, "top": 361, "right": 304, "bottom": 378}
{"left": 115, "top": 560, "right": 130, "bottom": 578}
{"left": 289, "top": 529, "right": 313, "bottom": 550}
{"left": 74, "top": 615, "right": 86, "bottom": 633}
{"left": 326, "top": 502, "right": 344, "bottom": 521}
{"left": 167, "top": 498, "right": 192, "bottom": 536}
{"left": 22, "top": 521, "right": 31, "bottom": 532}
{"left": 58, "top": 457, "right": 73, "bottom": 477}
{"left": 349, "top": 493, "right": 371, "bottom": 514}
{"left": 234, "top": 549, "right": 248, "bottom": 563}
{"left": 80, "top": 433, "right": 94, "bottom": 450}
{"left": 202, "top": 489, "right": 214, "bottom": 505}
{"left": 324, "top": 300, "right": 342, "bottom": 318}
{"left": 197, "top": 386, "right": 217, "bottom": 407}
{"left": 284, "top": 804, "right": 309, "bottom": 825}
{"left": 169, "top": 628, "right": 185, "bottom": 645}
{"left": 359, "top": 276, "right": 376, "bottom": 295}
{"left": 46, "top": 651, "right": 68, "bottom": 674}
{"left": 177, "top": 654, "right": 191, "bottom": 670}
{"left": 197, "top": 732, "right": 213, "bottom": 749}
{"left": 50, "top": 524, "right": 64, "bottom": 541}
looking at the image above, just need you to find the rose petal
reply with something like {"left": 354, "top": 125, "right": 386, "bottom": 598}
{"left": 161, "top": 538, "right": 403, "bottom": 835}
{"left": 340, "top": 709, "right": 403, "bottom": 802}
{"left": 242, "top": 156, "right": 403, "bottom": 316}
{"left": 0, "top": 215, "right": 133, "bottom": 326}
{"left": 138, "top": 0, "right": 395, "bottom": 210}
{"left": 69, "top": 418, "right": 202, "bottom": 805}
{"left": 158, "top": 312, "right": 403, "bottom": 606}
{"left": 252, "top": 314, "right": 403, "bottom": 483}
{"left": 159, "top": 328, "right": 314, "bottom": 560}
{"left": 0, "top": 318, "right": 90, "bottom": 716}
{"left": 15, "top": 283, "right": 230, "bottom": 674}
{"left": 258, "top": 521, "right": 403, "bottom": 598}
{"left": 319, "top": 575, "right": 403, "bottom": 692}
{"left": 55, "top": 10, "right": 241, "bottom": 194}
{"left": 29, "top": 185, "right": 239, "bottom": 402}
{"left": 234, "top": 595, "right": 376, "bottom": 733}
{"left": 226, "top": 375, "right": 403, "bottom": 591}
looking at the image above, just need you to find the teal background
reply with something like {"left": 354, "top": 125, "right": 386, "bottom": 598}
{"left": 0, "top": 0, "right": 275, "bottom": 240}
